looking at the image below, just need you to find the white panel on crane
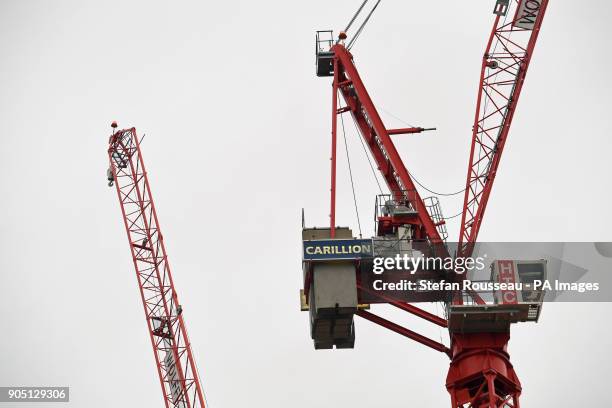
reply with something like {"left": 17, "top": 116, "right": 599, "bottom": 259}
{"left": 513, "top": 0, "right": 543, "bottom": 30}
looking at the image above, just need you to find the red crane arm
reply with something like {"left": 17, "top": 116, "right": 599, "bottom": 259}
{"left": 331, "top": 43, "right": 445, "bottom": 246}
{"left": 356, "top": 310, "right": 451, "bottom": 356}
{"left": 108, "top": 128, "right": 206, "bottom": 408}
{"left": 323, "top": 43, "right": 454, "bottom": 355}
{"left": 458, "top": 0, "right": 549, "bottom": 257}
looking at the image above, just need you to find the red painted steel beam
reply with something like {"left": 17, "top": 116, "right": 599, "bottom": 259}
{"left": 356, "top": 310, "right": 450, "bottom": 356}
{"left": 387, "top": 127, "right": 430, "bottom": 135}
{"left": 331, "top": 44, "right": 447, "bottom": 248}
{"left": 458, "top": 0, "right": 549, "bottom": 258}
{"left": 329, "top": 59, "right": 339, "bottom": 238}
{"left": 357, "top": 283, "right": 447, "bottom": 327}
{"left": 108, "top": 128, "right": 206, "bottom": 408}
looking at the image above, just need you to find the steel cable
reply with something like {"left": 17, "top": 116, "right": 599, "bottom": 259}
{"left": 339, "top": 98, "right": 363, "bottom": 238}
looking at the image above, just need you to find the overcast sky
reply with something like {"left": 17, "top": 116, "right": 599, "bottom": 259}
{"left": 1, "top": 0, "right": 611, "bottom": 407}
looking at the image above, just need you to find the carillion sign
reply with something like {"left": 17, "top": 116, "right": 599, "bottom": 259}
{"left": 303, "top": 239, "right": 373, "bottom": 261}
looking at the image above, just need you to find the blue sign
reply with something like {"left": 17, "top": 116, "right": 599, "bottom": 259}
{"left": 303, "top": 239, "right": 373, "bottom": 261}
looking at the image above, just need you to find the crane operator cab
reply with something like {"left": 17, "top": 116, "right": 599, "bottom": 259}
{"left": 448, "top": 259, "right": 547, "bottom": 334}
{"left": 491, "top": 259, "right": 547, "bottom": 320}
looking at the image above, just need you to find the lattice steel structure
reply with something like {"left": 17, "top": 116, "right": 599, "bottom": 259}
{"left": 108, "top": 127, "right": 206, "bottom": 408}
{"left": 459, "top": 0, "right": 549, "bottom": 258}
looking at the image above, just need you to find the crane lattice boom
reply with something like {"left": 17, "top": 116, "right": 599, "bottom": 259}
{"left": 108, "top": 127, "right": 206, "bottom": 408}
{"left": 459, "top": 0, "right": 549, "bottom": 257}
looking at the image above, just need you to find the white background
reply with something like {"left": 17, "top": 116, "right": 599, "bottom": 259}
{"left": 1, "top": 0, "right": 610, "bottom": 406}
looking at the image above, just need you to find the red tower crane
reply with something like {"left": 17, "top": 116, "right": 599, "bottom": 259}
{"left": 107, "top": 125, "right": 207, "bottom": 408}
{"left": 303, "top": 1, "right": 549, "bottom": 407}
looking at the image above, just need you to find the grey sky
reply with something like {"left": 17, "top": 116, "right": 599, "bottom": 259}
{"left": 1, "top": 0, "right": 611, "bottom": 406}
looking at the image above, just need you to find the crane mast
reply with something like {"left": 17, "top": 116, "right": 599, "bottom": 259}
{"left": 107, "top": 126, "right": 206, "bottom": 408}
{"left": 306, "top": 1, "right": 550, "bottom": 407}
